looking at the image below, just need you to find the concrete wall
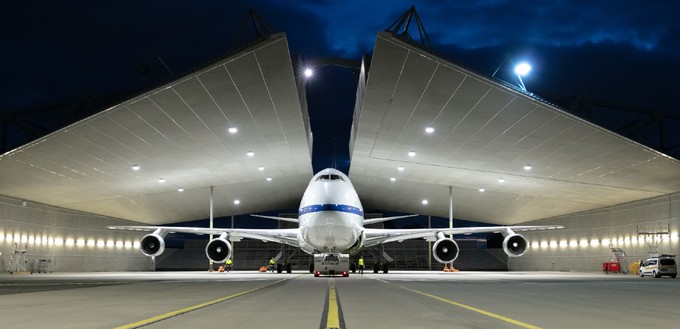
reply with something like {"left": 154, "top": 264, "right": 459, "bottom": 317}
{"left": 0, "top": 195, "right": 152, "bottom": 273}
{"left": 510, "top": 193, "right": 680, "bottom": 272}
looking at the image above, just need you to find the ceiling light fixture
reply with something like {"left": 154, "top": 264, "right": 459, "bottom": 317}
{"left": 397, "top": 166, "right": 405, "bottom": 171}
{"left": 131, "top": 164, "right": 140, "bottom": 171}
{"left": 421, "top": 199, "right": 429, "bottom": 205}
{"left": 524, "top": 164, "right": 532, "bottom": 171}
{"left": 408, "top": 151, "right": 416, "bottom": 157}
{"left": 158, "top": 178, "right": 165, "bottom": 183}
{"left": 233, "top": 199, "right": 240, "bottom": 205}
{"left": 266, "top": 177, "right": 272, "bottom": 182}
{"left": 425, "top": 127, "right": 435, "bottom": 133}
{"left": 228, "top": 127, "right": 238, "bottom": 134}
{"left": 247, "top": 151, "right": 255, "bottom": 157}
{"left": 177, "top": 188, "right": 184, "bottom": 192}
{"left": 498, "top": 178, "right": 505, "bottom": 183}
{"left": 258, "top": 166, "right": 265, "bottom": 171}
{"left": 479, "top": 188, "right": 485, "bottom": 192}
{"left": 390, "top": 177, "right": 396, "bottom": 182}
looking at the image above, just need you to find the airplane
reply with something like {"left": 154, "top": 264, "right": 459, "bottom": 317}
{"left": 109, "top": 168, "right": 562, "bottom": 276}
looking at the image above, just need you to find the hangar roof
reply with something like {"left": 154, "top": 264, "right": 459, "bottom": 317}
{"left": 0, "top": 34, "right": 314, "bottom": 225}
{"left": 2, "top": 31, "right": 680, "bottom": 226}
{"left": 349, "top": 32, "right": 680, "bottom": 225}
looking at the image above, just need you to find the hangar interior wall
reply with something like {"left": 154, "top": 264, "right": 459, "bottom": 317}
{"left": 511, "top": 193, "right": 680, "bottom": 272}
{"left": 0, "top": 195, "right": 152, "bottom": 273}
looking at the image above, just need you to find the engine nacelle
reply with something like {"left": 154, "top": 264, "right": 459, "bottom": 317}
{"left": 432, "top": 238, "right": 459, "bottom": 263}
{"left": 502, "top": 234, "right": 528, "bottom": 257}
{"left": 140, "top": 233, "right": 165, "bottom": 257}
{"left": 205, "top": 238, "right": 232, "bottom": 263}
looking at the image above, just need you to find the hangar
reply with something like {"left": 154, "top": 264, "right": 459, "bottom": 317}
{"left": 2, "top": 15, "right": 678, "bottom": 273}
{"left": 1, "top": 7, "right": 679, "bottom": 329}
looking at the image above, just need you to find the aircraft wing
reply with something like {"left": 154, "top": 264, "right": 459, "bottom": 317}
{"left": 108, "top": 226, "right": 301, "bottom": 248}
{"left": 363, "top": 225, "right": 563, "bottom": 248}
{"left": 363, "top": 214, "right": 419, "bottom": 225}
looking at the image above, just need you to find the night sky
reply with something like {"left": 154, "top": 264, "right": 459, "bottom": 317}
{"left": 2, "top": 1, "right": 679, "bottom": 170}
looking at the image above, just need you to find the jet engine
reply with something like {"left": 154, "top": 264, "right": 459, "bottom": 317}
{"left": 140, "top": 233, "right": 165, "bottom": 257}
{"left": 432, "top": 236, "right": 459, "bottom": 264}
{"left": 502, "top": 233, "right": 528, "bottom": 257}
{"left": 205, "top": 236, "right": 232, "bottom": 263}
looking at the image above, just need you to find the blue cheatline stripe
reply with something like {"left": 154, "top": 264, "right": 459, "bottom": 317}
{"left": 298, "top": 204, "right": 364, "bottom": 217}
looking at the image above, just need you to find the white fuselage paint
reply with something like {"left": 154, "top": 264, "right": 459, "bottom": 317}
{"left": 297, "top": 168, "right": 364, "bottom": 254}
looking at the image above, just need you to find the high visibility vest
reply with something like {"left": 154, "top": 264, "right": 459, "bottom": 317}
{"left": 358, "top": 258, "right": 364, "bottom": 266}
{"left": 269, "top": 259, "right": 276, "bottom": 265}
{"left": 226, "top": 259, "right": 232, "bottom": 265}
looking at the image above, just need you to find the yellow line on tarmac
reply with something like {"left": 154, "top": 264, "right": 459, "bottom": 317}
{"left": 394, "top": 283, "right": 541, "bottom": 329}
{"left": 326, "top": 279, "right": 340, "bottom": 329}
{"left": 115, "top": 277, "right": 293, "bottom": 329}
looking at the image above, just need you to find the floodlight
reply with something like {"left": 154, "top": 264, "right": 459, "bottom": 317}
{"left": 514, "top": 62, "right": 531, "bottom": 76}
{"left": 304, "top": 68, "right": 314, "bottom": 78}
{"left": 514, "top": 62, "right": 532, "bottom": 91}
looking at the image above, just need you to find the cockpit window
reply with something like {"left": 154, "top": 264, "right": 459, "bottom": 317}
{"left": 315, "top": 174, "right": 345, "bottom": 182}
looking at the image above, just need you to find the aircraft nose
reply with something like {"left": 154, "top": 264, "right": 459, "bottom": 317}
{"left": 305, "top": 212, "right": 356, "bottom": 252}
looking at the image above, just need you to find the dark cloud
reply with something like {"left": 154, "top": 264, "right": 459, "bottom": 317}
{"left": 417, "top": 0, "right": 678, "bottom": 53}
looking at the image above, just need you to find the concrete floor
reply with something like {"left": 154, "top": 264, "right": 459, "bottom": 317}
{"left": 0, "top": 271, "right": 678, "bottom": 329}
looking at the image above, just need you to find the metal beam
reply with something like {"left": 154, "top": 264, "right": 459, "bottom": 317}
{"left": 386, "top": 5, "right": 433, "bottom": 51}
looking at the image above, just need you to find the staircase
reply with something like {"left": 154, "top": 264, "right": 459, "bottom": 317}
{"left": 610, "top": 243, "right": 628, "bottom": 274}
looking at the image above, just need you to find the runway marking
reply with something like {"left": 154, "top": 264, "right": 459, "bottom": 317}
{"left": 374, "top": 278, "right": 542, "bottom": 329}
{"left": 320, "top": 278, "right": 346, "bottom": 329}
{"left": 115, "top": 276, "right": 297, "bottom": 329}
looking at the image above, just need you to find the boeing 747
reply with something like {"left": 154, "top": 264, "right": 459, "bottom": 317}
{"left": 110, "top": 168, "right": 562, "bottom": 276}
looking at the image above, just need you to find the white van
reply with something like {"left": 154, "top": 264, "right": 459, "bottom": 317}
{"left": 639, "top": 255, "right": 677, "bottom": 278}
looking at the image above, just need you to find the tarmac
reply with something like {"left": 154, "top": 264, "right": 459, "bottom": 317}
{"left": 0, "top": 270, "right": 678, "bottom": 329}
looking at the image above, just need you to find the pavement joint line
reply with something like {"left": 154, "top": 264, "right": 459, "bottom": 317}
{"left": 115, "top": 275, "right": 300, "bottom": 329}
{"left": 369, "top": 276, "right": 542, "bottom": 329}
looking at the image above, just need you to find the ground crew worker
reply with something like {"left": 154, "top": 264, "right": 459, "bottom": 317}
{"left": 358, "top": 256, "right": 365, "bottom": 275}
{"left": 225, "top": 258, "right": 233, "bottom": 272}
{"left": 269, "top": 257, "right": 276, "bottom": 272}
